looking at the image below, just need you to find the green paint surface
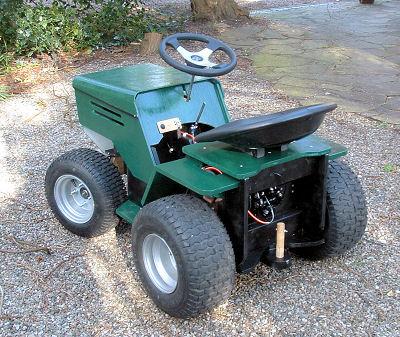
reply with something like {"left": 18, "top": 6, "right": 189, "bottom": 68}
{"left": 73, "top": 64, "right": 230, "bottom": 183}
{"left": 73, "top": 63, "right": 208, "bottom": 111}
{"left": 116, "top": 200, "right": 141, "bottom": 224}
{"left": 155, "top": 158, "right": 239, "bottom": 196}
{"left": 184, "top": 135, "right": 346, "bottom": 179}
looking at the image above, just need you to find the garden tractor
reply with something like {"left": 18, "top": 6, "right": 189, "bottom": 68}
{"left": 45, "top": 33, "right": 367, "bottom": 318}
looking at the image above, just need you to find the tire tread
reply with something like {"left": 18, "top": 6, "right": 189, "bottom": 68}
{"left": 302, "top": 160, "right": 367, "bottom": 258}
{"left": 45, "top": 148, "right": 126, "bottom": 237}
{"left": 133, "top": 194, "right": 235, "bottom": 318}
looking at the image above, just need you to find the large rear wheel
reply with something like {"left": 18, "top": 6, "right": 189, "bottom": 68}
{"left": 296, "top": 160, "right": 367, "bottom": 258}
{"left": 132, "top": 194, "right": 235, "bottom": 318}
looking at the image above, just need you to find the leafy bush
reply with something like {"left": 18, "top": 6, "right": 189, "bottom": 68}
{"left": 0, "top": 0, "right": 23, "bottom": 51}
{"left": 14, "top": 3, "right": 83, "bottom": 56}
{"left": 0, "top": 0, "right": 179, "bottom": 60}
{"left": 80, "top": 0, "right": 148, "bottom": 47}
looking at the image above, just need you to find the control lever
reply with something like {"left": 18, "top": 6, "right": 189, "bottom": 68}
{"left": 184, "top": 75, "right": 196, "bottom": 101}
{"left": 190, "top": 102, "right": 206, "bottom": 136}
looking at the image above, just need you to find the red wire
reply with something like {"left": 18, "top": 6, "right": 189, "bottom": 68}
{"left": 247, "top": 210, "right": 270, "bottom": 225}
{"left": 182, "top": 132, "right": 196, "bottom": 142}
{"left": 204, "top": 167, "right": 269, "bottom": 224}
{"left": 204, "top": 166, "right": 223, "bottom": 175}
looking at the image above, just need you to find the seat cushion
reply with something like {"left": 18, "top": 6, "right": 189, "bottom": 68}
{"left": 195, "top": 103, "right": 337, "bottom": 149}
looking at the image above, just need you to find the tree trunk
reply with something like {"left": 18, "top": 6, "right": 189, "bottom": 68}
{"left": 140, "top": 32, "right": 163, "bottom": 55}
{"left": 191, "top": 0, "right": 249, "bottom": 21}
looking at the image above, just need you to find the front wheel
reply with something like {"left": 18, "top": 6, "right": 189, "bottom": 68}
{"left": 132, "top": 194, "right": 235, "bottom": 318}
{"left": 45, "top": 148, "right": 126, "bottom": 237}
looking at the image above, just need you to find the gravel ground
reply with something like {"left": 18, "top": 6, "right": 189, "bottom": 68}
{"left": 1, "top": 4, "right": 400, "bottom": 337}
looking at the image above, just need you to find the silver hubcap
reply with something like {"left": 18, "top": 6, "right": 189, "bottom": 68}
{"left": 54, "top": 174, "right": 94, "bottom": 224}
{"left": 142, "top": 234, "right": 178, "bottom": 294}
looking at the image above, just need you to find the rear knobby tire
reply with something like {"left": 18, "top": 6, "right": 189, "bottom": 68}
{"left": 45, "top": 148, "right": 126, "bottom": 237}
{"left": 297, "top": 160, "right": 367, "bottom": 258}
{"left": 132, "top": 194, "right": 235, "bottom": 318}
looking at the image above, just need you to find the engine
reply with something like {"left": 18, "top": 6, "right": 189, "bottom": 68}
{"left": 248, "top": 185, "right": 286, "bottom": 223}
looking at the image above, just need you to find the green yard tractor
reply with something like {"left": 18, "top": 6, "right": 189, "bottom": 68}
{"left": 45, "top": 33, "right": 367, "bottom": 318}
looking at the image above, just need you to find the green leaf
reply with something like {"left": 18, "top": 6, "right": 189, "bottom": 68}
{"left": 383, "top": 163, "right": 397, "bottom": 173}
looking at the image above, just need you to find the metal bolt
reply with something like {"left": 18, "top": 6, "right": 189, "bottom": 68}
{"left": 80, "top": 188, "right": 90, "bottom": 199}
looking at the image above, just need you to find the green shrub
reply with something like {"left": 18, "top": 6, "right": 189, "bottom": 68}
{"left": 15, "top": 3, "right": 83, "bottom": 56}
{"left": 0, "top": 0, "right": 23, "bottom": 51}
{"left": 0, "top": 0, "right": 181, "bottom": 61}
{"left": 80, "top": 0, "right": 148, "bottom": 47}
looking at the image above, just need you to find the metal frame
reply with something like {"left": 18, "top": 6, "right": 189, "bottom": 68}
{"left": 220, "top": 155, "right": 329, "bottom": 273}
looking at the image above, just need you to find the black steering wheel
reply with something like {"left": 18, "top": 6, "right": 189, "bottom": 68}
{"left": 159, "top": 33, "right": 237, "bottom": 77}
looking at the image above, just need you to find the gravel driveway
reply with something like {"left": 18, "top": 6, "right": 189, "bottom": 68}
{"left": 1, "top": 8, "right": 400, "bottom": 337}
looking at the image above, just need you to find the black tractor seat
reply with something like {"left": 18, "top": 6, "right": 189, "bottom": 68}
{"left": 195, "top": 103, "right": 337, "bottom": 150}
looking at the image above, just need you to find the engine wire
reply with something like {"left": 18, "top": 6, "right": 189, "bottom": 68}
{"left": 203, "top": 166, "right": 275, "bottom": 225}
{"left": 204, "top": 166, "right": 223, "bottom": 175}
{"left": 181, "top": 132, "right": 196, "bottom": 142}
{"left": 248, "top": 196, "right": 275, "bottom": 225}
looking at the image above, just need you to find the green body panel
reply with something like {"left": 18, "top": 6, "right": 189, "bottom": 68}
{"left": 75, "top": 90, "right": 154, "bottom": 182}
{"left": 136, "top": 81, "right": 229, "bottom": 146}
{"left": 73, "top": 63, "right": 205, "bottom": 114}
{"left": 140, "top": 171, "right": 176, "bottom": 205}
{"left": 183, "top": 135, "right": 347, "bottom": 180}
{"left": 155, "top": 158, "right": 239, "bottom": 195}
{"left": 116, "top": 200, "right": 141, "bottom": 224}
{"left": 73, "top": 64, "right": 230, "bottom": 183}
{"left": 324, "top": 139, "right": 348, "bottom": 159}
{"left": 115, "top": 156, "right": 239, "bottom": 223}
{"left": 137, "top": 157, "right": 239, "bottom": 206}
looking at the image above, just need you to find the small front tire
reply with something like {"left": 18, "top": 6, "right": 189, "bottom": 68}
{"left": 45, "top": 148, "right": 126, "bottom": 237}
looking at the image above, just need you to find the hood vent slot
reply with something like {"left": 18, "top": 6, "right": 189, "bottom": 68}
{"left": 91, "top": 101, "right": 124, "bottom": 126}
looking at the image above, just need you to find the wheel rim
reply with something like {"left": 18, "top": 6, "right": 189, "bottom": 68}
{"left": 142, "top": 234, "right": 178, "bottom": 294}
{"left": 53, "top": 174, "right": 94, "bottom": 224}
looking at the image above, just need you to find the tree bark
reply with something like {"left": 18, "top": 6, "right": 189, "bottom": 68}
{"left": 191, "top": 0, "right": 249, "bottom": 21}
{"left": 140, "top": 32, "right": 163, "bottom": 55}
